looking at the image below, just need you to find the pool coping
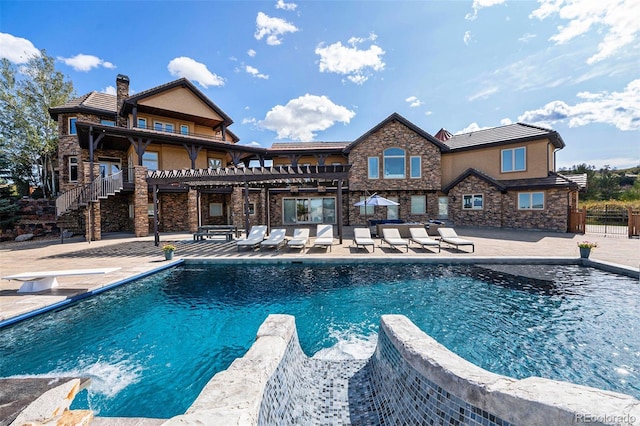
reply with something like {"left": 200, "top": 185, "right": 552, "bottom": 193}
{"left": 0, "top": 256, "right": 637, "bottom": 330}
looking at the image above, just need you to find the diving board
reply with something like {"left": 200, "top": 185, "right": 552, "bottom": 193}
{"left": 3, "top": 268, "right": 121, "bottom": 293}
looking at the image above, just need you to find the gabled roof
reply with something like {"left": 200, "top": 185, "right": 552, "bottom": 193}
{"left": 559, "top": 173, "right": 588, "bottom": 189}
{"left": 442, "top": 169, "right": 581, "bottom": 193}
{"left": 442, "top": 168, "right": 506, "bottom": 193}
{"left": 49, "top": 92, "right": 117, "bottom": 120}
{"left": 344, "top": 112, "right": 450, "bottom": 153}
{"left": 120, "top": 78, "right": 233, "bottom": 125}
{"left": 443, "top": 123, "right": 565, "bottom": 151}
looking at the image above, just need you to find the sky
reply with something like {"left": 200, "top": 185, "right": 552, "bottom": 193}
{"left": 1, "top": 0, "right": 639, "bottom": 170}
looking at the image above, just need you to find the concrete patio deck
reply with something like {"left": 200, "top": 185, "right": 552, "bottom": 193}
{"left": 1, "top": 226, "right": 638, "bottom": 326}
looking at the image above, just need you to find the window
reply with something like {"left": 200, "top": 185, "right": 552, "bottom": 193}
{"left": 358, "top": 196, "right": 375, "bottom": 216}
{"left": 137, "top": 118, "right": 147, "bottom": 129}
{"left": 462, "top": 194, "right": 483, "bottom": 210}
{"left": 386, "top": 197, "right": 399, "bottom": 220}
{"left": 368, "top": 157, "right": 379, "bottom": 179}
{"left": 438, "top": 196, "right": 449, "bottom": 219}
{"left": 518, "top": 192, "right": 544, "bottom": 210}
{"left": 142, "top": 152, "right": 158, "bottom": 171}
{"left": 208, "top": 158, "right": 222, "bottom": 169}
{"left": 283, "top": 197, "right": 335, "bottom": 224}
{"left": 68, "top": 117, "right": 77, "bottom": 135}
{"left": 100, "top": 119, "right": 115, "bottom": 126}
{"left": 154, "top": 121, "right": 174, "bottom": 133}
{"left": 147, "top": 203, "right": 155, "bottom": 217}
{"left": 502, "top": 147, "right": 526, "bottom": 172}
{"left": 411, "top": 195, "right": 426, "bottom": 214}
{"left": 68, "top": 156, "right": 78, "bottom": 182}
{"left": 129, "top": 204, "right": 134, "bottom": 219}
{"left": 410, "top": 156, "right": 421, "bottom": 178}
{"left": 99, "top": 157, "right": 121, "bottom": 177}
{"left": 384, "top": 148, "right": 405, "bottom": 178}
{"left": 209, "top": 203, "right": 223, "bottom": 217}
{"left": 245, "top": 203, "right": 255, "bottom": 215}
{"left": 180, "top": 125, "right": 189, "bottom": 135}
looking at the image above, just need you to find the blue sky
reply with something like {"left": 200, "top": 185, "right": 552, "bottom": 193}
{"left": 1, "top": 0, "right": 638, "bottom": 170}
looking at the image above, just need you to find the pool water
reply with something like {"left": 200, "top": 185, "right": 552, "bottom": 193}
{"left": 0, "top": 263, "right": 638, "bottom": 418}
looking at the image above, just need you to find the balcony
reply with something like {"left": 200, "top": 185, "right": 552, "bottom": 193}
{"left": 132, "top": 123, "right": 227, "bottom": 142}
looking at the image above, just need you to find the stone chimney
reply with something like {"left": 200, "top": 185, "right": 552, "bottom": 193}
{"left": 116, "top": 74, "right": 130, "bottom": 127}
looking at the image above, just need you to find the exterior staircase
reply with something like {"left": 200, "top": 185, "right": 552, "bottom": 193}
{"left": 55, "top": 171, "right": 124, "bottom": 235}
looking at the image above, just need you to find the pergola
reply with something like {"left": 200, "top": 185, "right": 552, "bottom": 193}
{"left": 146, "top": 165, "right": 351, "bottom": 246}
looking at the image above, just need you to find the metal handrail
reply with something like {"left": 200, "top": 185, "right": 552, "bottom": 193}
{"left": 56, "top": 171, "right": 123, "bottom": 216}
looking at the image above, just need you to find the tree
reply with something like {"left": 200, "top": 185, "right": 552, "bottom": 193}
{"left": 0, "top": 51, "right": 75, "bottom": 198}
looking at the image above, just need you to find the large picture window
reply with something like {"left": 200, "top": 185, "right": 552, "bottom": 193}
{"left": 502, "top": 147, "right": 526, "bottom": 172}
{"left": 384, "top": 148, "right": 405, "bottom": 178}
{"left": 142, "top": 152, "right": 159, "bottom": 171}
{"left": 368, "top": 157, "right": 379, "bottom": 179}
{"left": 462, "top": 194, "right": 483, "bottom": 210}
{"left": 283, "top": 197, "right": 335, "bottom": 224}
{"left": 518, "top": 192, "right": 544, "bottom": 210}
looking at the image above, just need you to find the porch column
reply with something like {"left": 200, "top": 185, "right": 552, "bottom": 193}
{"left": 337, "top": 179, "right": 343, "bottom": 244}
{"left": 85, "top": 201, "right": 101, "bottom": 242}
{"left": 187, "top": 187, "right": 198, "bottom": 232}
{"left": 133, "top": 165, "right": 149, "bottom": 238}
{"left": 244, "top": 182, "right": 250, "bottom": 235}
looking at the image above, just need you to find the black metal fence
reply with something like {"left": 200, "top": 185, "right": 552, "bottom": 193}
{"left": 585, "top": 205, "right": 628, "bottom": 237}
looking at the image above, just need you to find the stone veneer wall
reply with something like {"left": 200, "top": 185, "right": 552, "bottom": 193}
{"left": 158, "top": 193, "right": 189, "bottom": 232}
{"left": 99, "top": 194, "right": 132, "bottom": 233}
{"left": 501, "top": 188, "right": 569, "bottom": 232}
{"left": 448, "top": 175, "right": 503, "bottom": 228}
{"left": 200, "top": 193, "right": 230, "bottom": 226}
{"left": 165, "top": 314, "right": 640, "bottom": 426}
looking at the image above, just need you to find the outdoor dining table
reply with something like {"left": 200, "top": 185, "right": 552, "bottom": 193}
{"left": 193, "top": 225, "right": 239, "bottom": 241}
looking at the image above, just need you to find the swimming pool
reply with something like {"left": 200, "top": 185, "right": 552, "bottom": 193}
{"left": 0, "top": 263, "right": 638, "bottom": 418}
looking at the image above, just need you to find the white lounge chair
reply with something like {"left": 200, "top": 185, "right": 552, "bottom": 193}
{"left": 260, "top": 228, "right": 287, "bottom": 250}
{"left": 409, "top": 228, "right": 440, "bottom": 253}
{"left": 313, "top": 224, "right": 334, "bottom": 251}
{"left": 236, "top": 225, "right": 267, "bottom": 251}
{"left": 438, "top": 228, "right": 474, "bottom": 253}
{"left": 353, "top": 227, "right": 375, "bottom": 252}
{"left": 288, "top": 228, "right": 310, "bottom": 250}
{"left": 382, "top": 228, "right": 409, "bottom": 252}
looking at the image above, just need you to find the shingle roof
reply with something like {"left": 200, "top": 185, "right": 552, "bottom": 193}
{"left": 442, "top": 169, "right": 582, "bottom": 193}
{"left": 269, "top": 142, "right": 350, "bottom": 151}
{"left": 49, "top": 92, "right": 117, "bottom": 119}
{"left": 443, "top": 123, "right": 565, "bottom": 150}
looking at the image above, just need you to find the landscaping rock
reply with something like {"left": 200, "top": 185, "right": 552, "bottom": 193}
{"left": 15, "top": 233, "right": 34, "bottom": 242}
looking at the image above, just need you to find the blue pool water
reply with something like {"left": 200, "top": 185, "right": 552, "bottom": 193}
{"left": 0, "top": 263, "right": 638, "bottom": 418}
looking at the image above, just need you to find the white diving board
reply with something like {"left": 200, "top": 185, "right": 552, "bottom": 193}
{"left": 3, "top": 268, "right": 121, "bottom": 293}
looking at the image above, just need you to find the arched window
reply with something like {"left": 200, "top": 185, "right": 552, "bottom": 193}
{"left": 383, "top": 148, "right": 405, "bottom": 178}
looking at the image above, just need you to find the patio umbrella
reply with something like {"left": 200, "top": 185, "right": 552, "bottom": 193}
{"left": 354, "top": 194, "right": 399, "bottom": 225}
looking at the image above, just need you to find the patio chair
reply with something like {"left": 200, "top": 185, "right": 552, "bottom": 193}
{"left": 409, "top": 227, "right": 441, "bottom": 253}
{"left": 353, "top": 227, "right": 375, "bottom": 252}
{"left": 288, "top": 228, "right": 310, "bottom": 250}
{"left": 382, "top": 228, "right": 409, "bottom": 252}
{"left": 438, "top": 228, "right": 474, "bottom": 253}
{"left": 313, "top": 224, "right": 334, "bottom": 251}
{"left": 260, "top": 228, "right": 287, "bottom": 250}
{"left": 236, "top": 225, "right": 267, "bottom": 251}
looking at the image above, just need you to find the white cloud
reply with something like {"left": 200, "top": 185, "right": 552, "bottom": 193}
{"left": 275, "top": 0, "right": 297, "bottom": 11}
{"left": 259, "top": 94, "right": 356, "bottom": 140}
{"left": 468, "top": 85, "right": 499, "bottom": 101}
{"left": 405, "top": 96, "right": 423, "bottom": 108}
{"left": 456, "top": 122, "right": 493, "bottom": 134}
{"left": 244, "top": 141, "right": 262, "bottom": 147}
{"left": 255, "top": 12, "right": 298, "bottom": 46}
{"left": 242, "top": 117, "right": 257, "bottom": 125}
{"left": 58, "top": 54, "right": 115, "bottom": 72}
{"left": 167, "top": 57, "right": 224, "bottom": 88}
{"left": 500, "top": 118, "right": 513, "bottom": 125}
{"left": 246, "top": 65, "right": 269, "bottom": 80}
{"left": 518, "top": 79, "right": 640, "bottom": 131}
{"left": 315, "top": 34, "right": 385, "bottom": 85}
{"left": 465, "top": 0, "right": 506, "bottom": 20}
{"left": 0, "top": 33, "right": 39, "bottom": 64}
{"left": 102, "top": 86, "right": 117, "bottom": 96}
{"left": 530, "top": 0, "right": 640, "bottom": 64}
{"left": 518, "top": 33, "right": 536, "bottom": 43}
{"left": 463, "top": 31, "right": 472, "bottom": 45}
{"left": 247, "top": 49, "right": 256, "bottom": 57}
{"left": 425, "top": 111, "right": 433, "bottom": 116}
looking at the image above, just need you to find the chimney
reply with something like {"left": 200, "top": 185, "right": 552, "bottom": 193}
{"left": 116, "top": 74, "right": 130, "bottom": 127}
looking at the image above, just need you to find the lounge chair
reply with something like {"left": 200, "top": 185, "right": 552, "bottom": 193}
{"left": 260, "top": 228, "right": 287, "bottom": 250}
{"left": 353, "top": 227, "right": 375, "bottom": 252}
{"left": 409, "top": 228, "right": 441, "bottom": 253}
{"left": 313, "top": 224, "right": 334, "bottom": 251}
{"left": 438, "top": 228, "right": 474, "bottom": 252}
{"left": 288, "top": 228, "right": 309, "bottom": 250}
{"left": 236, "top": 225, "right": 267, "bottom": 251}
{"left": 381, "top": 228, "right": 409, "bottom": 252}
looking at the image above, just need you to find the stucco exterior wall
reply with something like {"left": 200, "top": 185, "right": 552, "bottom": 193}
{"left": 137, "top": 86, "right": 223, "bottom": 121}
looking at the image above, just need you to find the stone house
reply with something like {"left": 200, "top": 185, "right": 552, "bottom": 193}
{"left": 49, "top": 75, "right": 583, "bottom": 240}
